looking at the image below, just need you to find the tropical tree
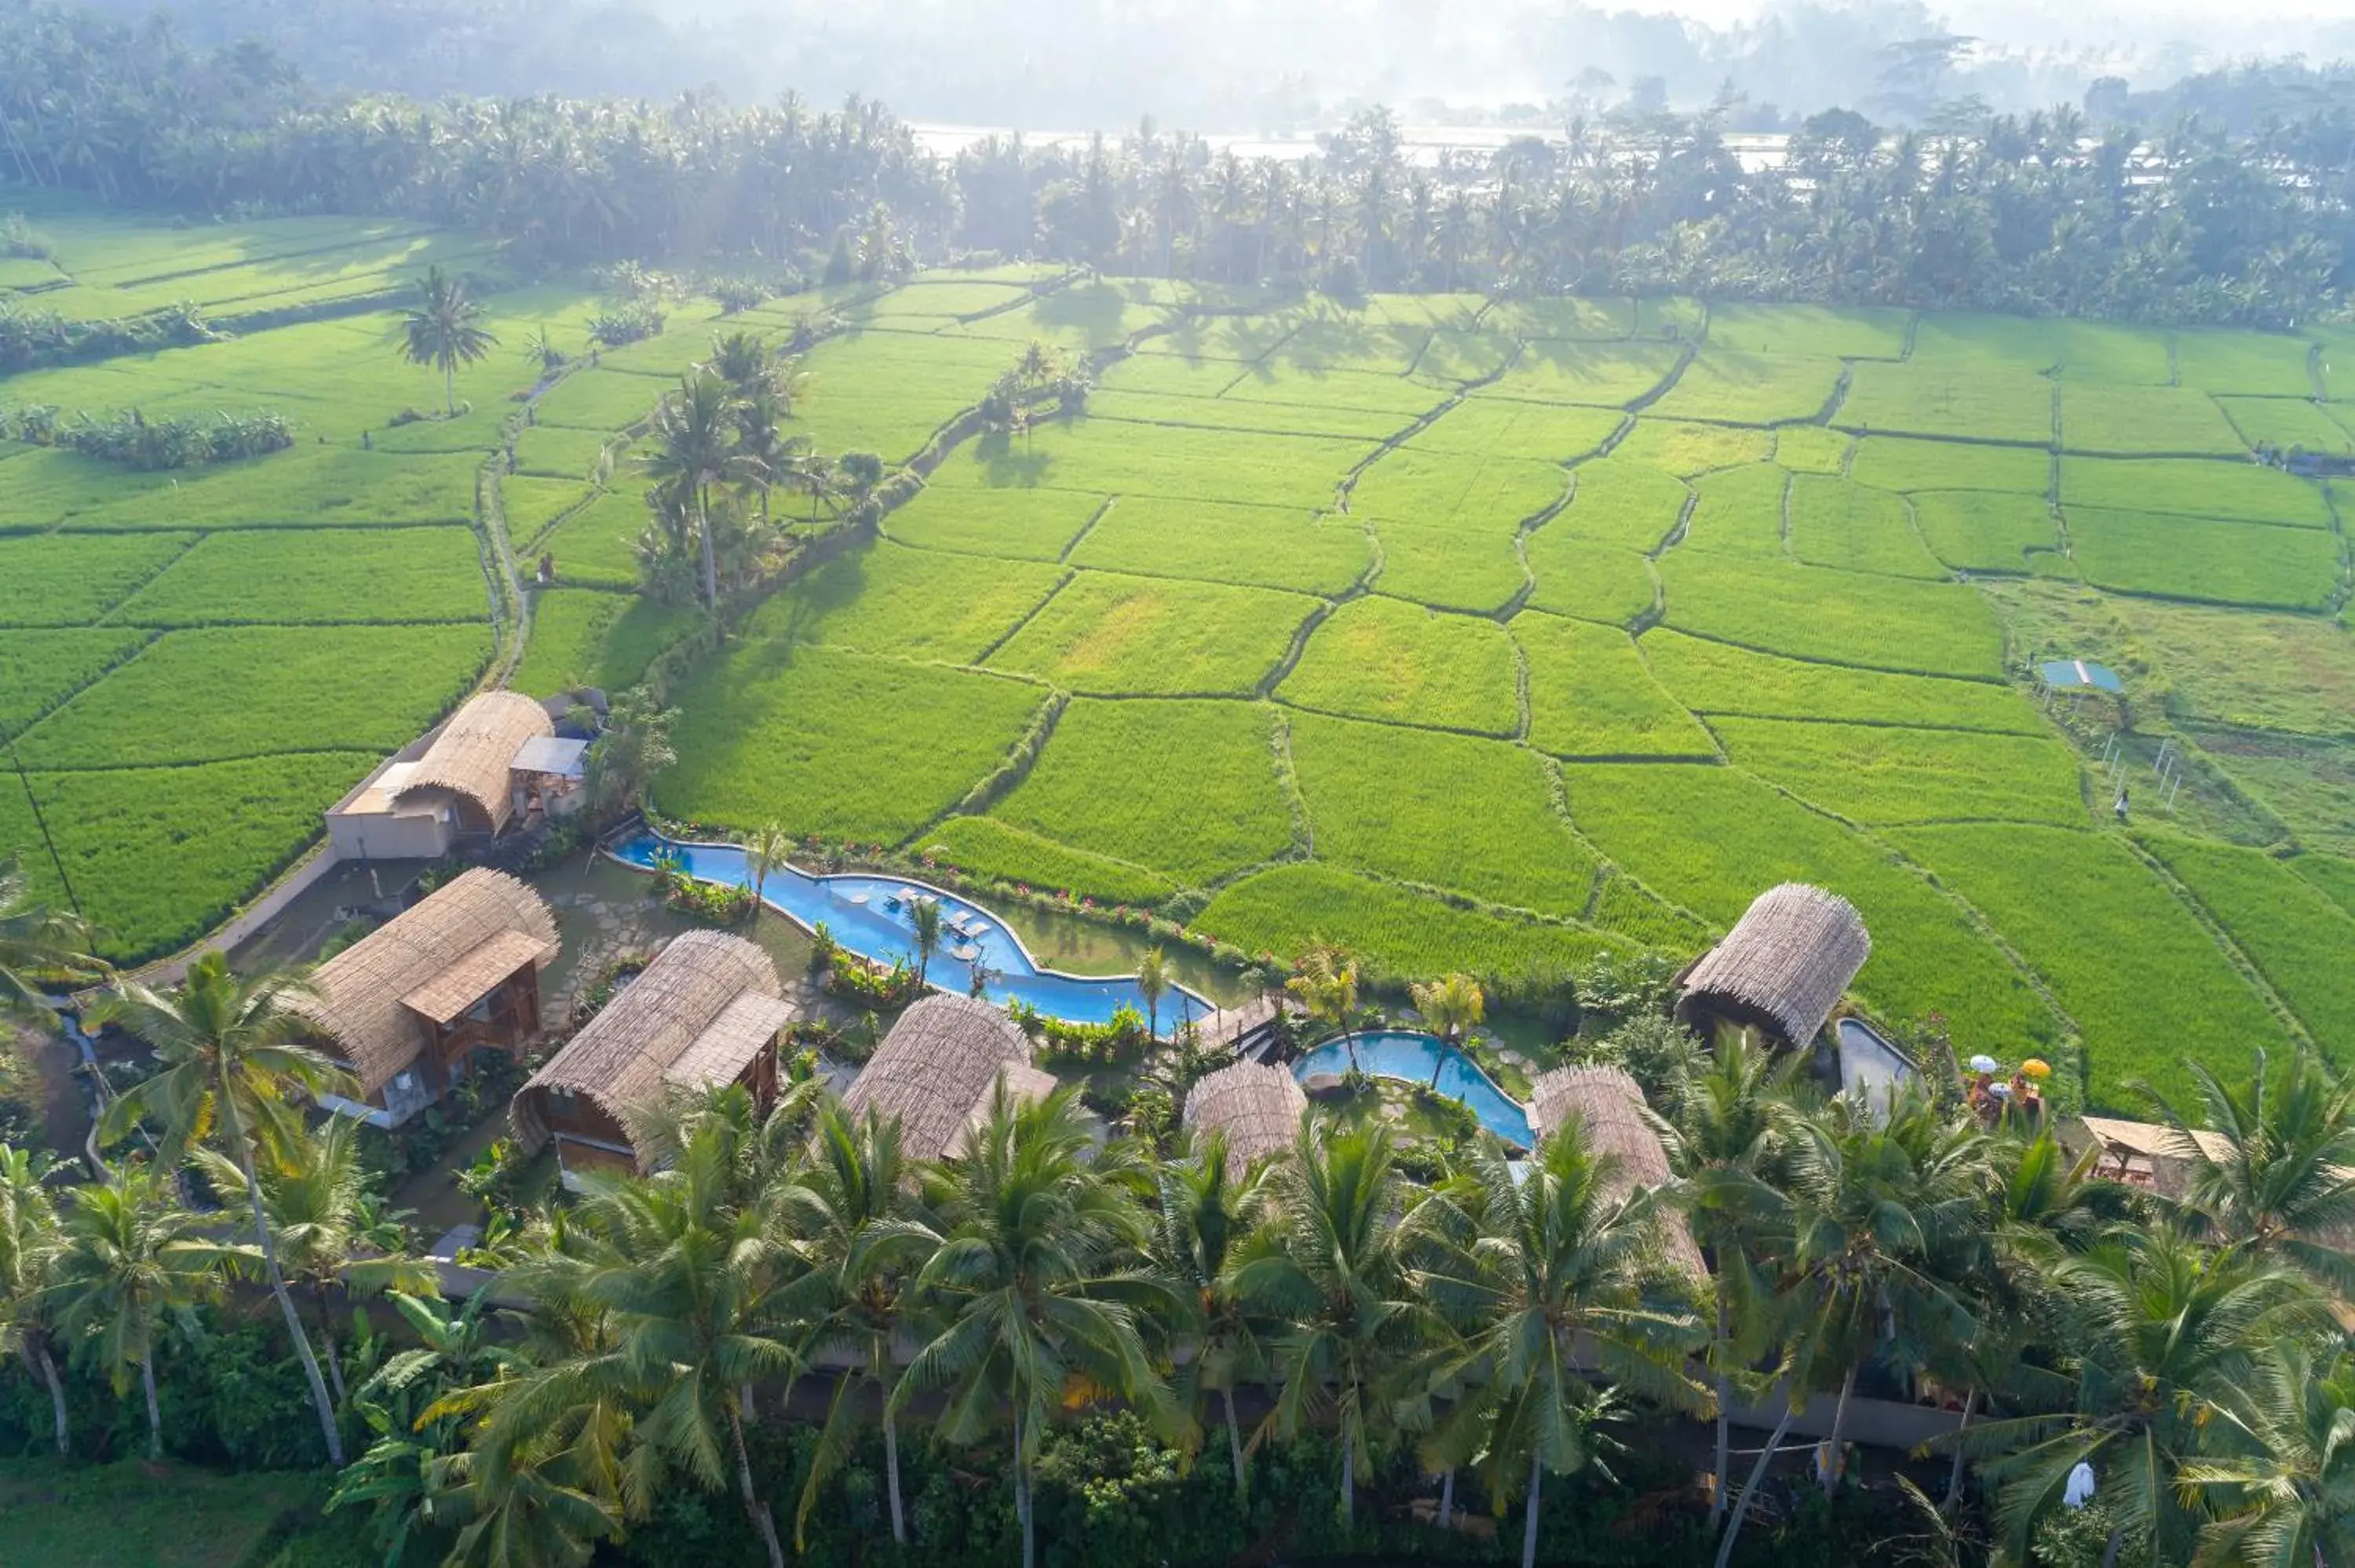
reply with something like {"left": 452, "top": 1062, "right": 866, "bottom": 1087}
{"left": 400, "top": 264, "right": 498, "bottom": 417}
{"left": 0, "top": 1143, "right": 70, "bottom": 1455}
{"left": 0, "top": 858, "right": 104, "bottom": 1021}
{"left": 1285, "top": 944, "right": 1360, "bottom": 1039}
{"left": 900, "top": 1085, "right": 1173, "bottom": 1568}
{"left": 94, "top": 951, "right": 356, "bottom": 1465}
{"left": 1415, "top": 1124, "right": 1709, "bottom": 1568}
{"left": 1408, "top": 973, "right": 1484, "bottom": 1053}
{"left": 46, "top": 1161, "right": 225, "bottom": 1460}
{"left": 908, "top": 896, "right": 943, "bottom": 989}
{"left": 2178, "top": 1342, "right": 2355, "bottom": 1568}
{"left": 190, "top": 1114, "right": 435, "bottom": 1403}
{"left": 1136, "top": 947, "right": 1171, "bottom": 1041}
{"left": 1152, "top": 1129, "right": 1265, "bottom": 1494}
{"left": 2141, "top": 1044, "right": 2355, "bottom": 1292}
{"left": 582, "top": 692, "right": 676, "bottom": 817}
{"left": 773, "top": 1103, "right": 937, "bottom": 1548}
{"left": 1232, "top": 1116, "right": 1420, "bottom": 1533}
{"left": 743, "top": 821, "right": 792, "bottom": 927}
{"left": 639, "top": 368, "right": 750, "bottom": 607}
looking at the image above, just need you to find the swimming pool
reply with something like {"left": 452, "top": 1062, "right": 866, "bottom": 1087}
{"left": 608, "top": 832, "right": 1215, "bottom": 1030}
{"left": 1292, "top": 1030, "right": 1535, "bottom": 1148}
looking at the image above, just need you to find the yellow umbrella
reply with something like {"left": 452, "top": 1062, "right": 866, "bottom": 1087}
{"left": 2021, "top": 1059, "right": 2052, "bottom": 1081}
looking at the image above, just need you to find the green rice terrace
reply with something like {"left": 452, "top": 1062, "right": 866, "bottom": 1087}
{"left": 5, "top": 193, "right": 2353, "bottom": 1113}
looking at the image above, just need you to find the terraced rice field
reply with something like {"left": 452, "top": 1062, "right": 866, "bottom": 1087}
{"left": 10, "top": 202, "right": 2354, "bottom": 1111}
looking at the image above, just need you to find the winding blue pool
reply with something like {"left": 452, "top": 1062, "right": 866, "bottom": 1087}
{"left": 608, "top": 833, "right": 1214, "bottom": 1030}
{"left": 1293, "top": 1030, "right": 1535, "bottom": 1148}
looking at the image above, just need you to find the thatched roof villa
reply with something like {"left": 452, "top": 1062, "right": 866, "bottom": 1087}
{"left": 1674, "top": 883, "right": 1871, "bottom": 1052}
{"left": 841, "top": 994, "right": 1054, "bottom": 1163}
{"left": 1182, "top": 1061, "right": 1306, "bottom": 1178}
{"left": 1528, "top": 1064, "right": 1705, "bottom": 1277}
{"left": 290, "top": 868, "right": 557, "bottom": 1127}
{"left": 511, "top": 929, "right": 798, "bottom": 1182}
{"left": 326, "top": 691, "right": 586, "bottom": 861}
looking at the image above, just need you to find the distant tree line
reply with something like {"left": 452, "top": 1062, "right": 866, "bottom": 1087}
{"left": 7, "top": 1, "right": 2355, "bottom": 325}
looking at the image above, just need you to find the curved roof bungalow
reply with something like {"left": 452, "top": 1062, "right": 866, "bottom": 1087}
{"left": 840, "top": 994, "right": 1057, "bottom": 1163}
{"left": 1528, "top": 1064, "right": 1705, "bottom": 1278}
{"left": 290, "top": 868, "right": 557, "bottom": 1128}
{"left": 1674, "top": 883, "right": 1871, "bottom": 1053}
{"left": 1182, "top": 1061, "right": 1307, "bottom": 1179}
{"left": 511, "top": 929, "right": 799, "bottom": 1185}
{"left": 326, "top": 691, "right": 585, "bottom": 862}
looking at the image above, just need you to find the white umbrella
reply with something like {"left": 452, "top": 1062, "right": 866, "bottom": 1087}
{"left": 1968, "top": 1054, "right": 2001, "bottom": 1074}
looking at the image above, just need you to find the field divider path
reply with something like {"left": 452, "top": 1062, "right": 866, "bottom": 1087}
{"left": 923, "top": 687, "right": 1072, "bottom": 839}
{"left": 1269, "top": 705, "right": 1314, "bottom": 860}
{"left": 1898, "top": 312, "right": 1922, "bottom": 361}
{"left": 82, "top": 534, "right": 205, "bottom": 628}
{"left": 967, "top": 567, "right": 1079, "bottom": 667}
{"left": 2120, "top": 831, "right": 2321, "bottom": 1053}
{"left": 1536, "top": 756, "right": 1616, "bottom": 924}
{"left": 0, "top": 629, "right": 161, "bottom": 735}
{"left": 1057, "top": 495, "right": 1119, "bottom": 563}
{"left": 1623, "top": 343, "right": 1697, "bottom": 413}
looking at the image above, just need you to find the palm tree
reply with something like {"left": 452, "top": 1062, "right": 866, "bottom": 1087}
{"left": 1232, "top": 1115, "right": 1420, "bottom": 1533}
{"left": 2141, "top": 1044, "right": 2355, "bottom": 1293}
{"left": 1152, "top": 1129, "right": 1265, "bottom": 1495}
{"left": 505, "top": 1107, "right": 801, "bottom": 1568}
{"left": 1408, "top": 973, "right": 1484, "bottom": 1059}
{"left": 582, "top": 692, "right": 677, "bottom": 817}
{"left": 1137, "top": 947, "right": 1171, "bottom": 1041}
{"left": 189, "top": 1114, "right": 434, "bottom": 1403}
{"left": 93, "top": 952, "right": 357, "bottom": 1465}
{"left": 743, "top": 821, "right": 792, "bottom": 928}
{"left": 774, "top": 1103, "right": 937, "bottom": 1548}
{"left": 1284, "top": 945, "right": 1359, "bottom": 1041}
{"left": 639, "top": 368, "right": 750, "bottom": 607}
{"left": 400, "top": 263, "right": 498, "bottom": 418}
{"left": 1780, "top": 1088, "right": 1987, "bottom": 1499}
{"left": 0, "top": 859, "right": 105, "bottom": 1021}
{"left": 2178, "top": 1343, "right": 2355, "bottom": 1568}
{"left": 47, "top": 1161, "right": 225, "bottom": 1460}
{"left": 900, "top": 1084, "right": 1172, "bottom": 1568}
{"left": 908, "top": 896, "right": 943, "bottom": 990}
{"left": 1978, "top": 1228, "right": 2334, "bottom": 1568}
{"left": 1414, "top": 1125, "right": 1707, "bottom": 1568}
{"left": 0, "top": 1143, "right": 70, "bottom": 1455}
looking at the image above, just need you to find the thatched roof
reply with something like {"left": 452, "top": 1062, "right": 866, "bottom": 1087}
{"left": 294, "top": 869, "right": 557, "bottom": 1099}
{"left": 1677, "top": 883, "right": 1870, "bottom": 1049}
{"left": 513, "top": 930, "right": 794, "bottom": 1166}
{"left": 841, "top": 994, "right": 1035, "bottom": 1162}
{"left": 1528, "top": 1064, "right": 1705, "bottom": 1277}
{"left": 390, "top": 691, "right": 553, "bottom": 833}
{"left": 942, "top": 1063, "right": 1060, "bottom": 1159}
{"left": 1183, "top": 1062, "right": 1306, "bottom": 1177}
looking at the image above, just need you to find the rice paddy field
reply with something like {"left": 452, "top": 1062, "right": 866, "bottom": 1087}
{"left": 7, "top": 191, "right": 2354, "bottom": 1110}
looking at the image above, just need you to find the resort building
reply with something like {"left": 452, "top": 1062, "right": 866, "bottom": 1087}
{"left": 325, "top": 691, "right": 588, "bottom": 862}
{"left": 1181, "top": 1061, "right": 1307, "bottom": 1178}
{"left": 1528, "top": 1064, "right": 1706, "bottom": 1277}
{"left": 839, "top": 994, "right": 1056, "bottom": 1162}
{"left": 290, "top": 868, "right": 558, "bottom": 1127}
{"left": 510, "top": 929, "right": 798, "bottom": 1184}
{"left": 1674, "top": 882, "right": 1871, "bottom": 1053}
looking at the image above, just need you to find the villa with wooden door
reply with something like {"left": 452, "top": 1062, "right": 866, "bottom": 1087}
{"left": 289, "top": 868, "right": 558, "bottom": 1127}
{"left": 509, "top": 929, "right": 799, "bottom": 1187}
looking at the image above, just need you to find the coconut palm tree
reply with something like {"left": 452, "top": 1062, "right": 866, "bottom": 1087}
{"left": 1137, "top": 947, "right": 1171, "bottom": 1041}
{"left": 400, "top": 263, "right": 498, "bottom": 418}
{"left": 2140, "top": 1043, "right": 2355, "bottom": 1293}
{"left": 907, "top": 896, "right": 943, "bottom": 990}
{"left": 1414, "top": 1123, "right": 1708, "bottom": 1568}
{"left": 743, "top": 821, "right": 792, "bottom": 928}
{"left": 0, "top": 859, "right": 105, "bottom": 1022}
{"left": 1152, "top": 1128, "right": 1266, "bottom": 1495}
{"left": 503, "top": 1106, "right": 802, "bottom": 1568}
{"left": 46, "top": 1161, "right": 225, "bottom": 1460}
{"left": 582, "top": 692, "right": 676, "bottom": 817}
{"left": 1977, "top": 1228, "right": 2334, "bottom": 1568}
{"left": 773, "top": 1103, "right": 938, "bottom": 1548}
{"left": 93, "top": 951, "right": 357, "bottom": 1465}
{"left": 189, "top": 1114, "right": 434, "bottom": 1403}
{"left": 2178, "top": 1343, "right": 2355, "bottom": 1568}
{"left": 1408, "top": 973, "right": 1484, "bottom": 1073}
{"left": 1284, "top": 945, "right": 1359, "bottom": 1041}
{"left": 1232, "top": 1116, "right": 1421, "bottom": 1533}
{"left": 900, "top": 1084, "right": 1172, "bottom": 1568}
{"left": 638, "top": 368, "right": 750, "bottom": 607}
{"left": 0, "top": 1143, "right": 70, "bottom": 1455}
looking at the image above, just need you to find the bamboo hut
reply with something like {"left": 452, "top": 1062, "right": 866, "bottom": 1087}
{"left": 1528, "top": 1064, "right": 1706, "bottom": 1277}
{"left": 1674, "top": 883, "right": 1871, "bottom": 1052}
{"left": 392, "top": 691, "right": 556, "bottom": 837}
{"left": 511, "top": 929, "right": 798, "bottom": 1180}
{"left": 841, "top": 994, "right": 1040, "bottom": 1162}
{"left": 1182, "top": 1062, "right": 1306, "bottom": 1178}
{"left": 291, "top": 868, "right": 557, "bottom": 1127}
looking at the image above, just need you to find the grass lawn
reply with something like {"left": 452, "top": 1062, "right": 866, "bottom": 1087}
{"left": 0, "top": 1459, "right": 325, "bottom": 1568}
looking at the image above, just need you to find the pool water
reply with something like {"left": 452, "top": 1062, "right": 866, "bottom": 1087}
{"left": 1293, "top": 1030, "right": 1535, "bottom": 1148}
{"left": 610, "top": 833, "right": 1215, "bottom": 1030}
